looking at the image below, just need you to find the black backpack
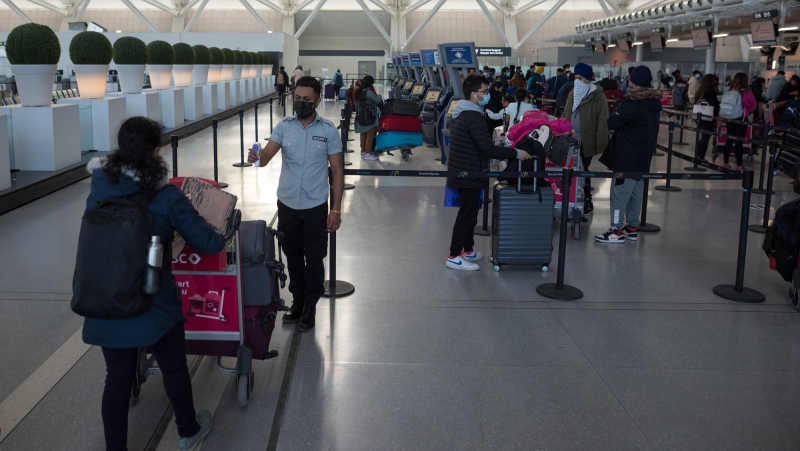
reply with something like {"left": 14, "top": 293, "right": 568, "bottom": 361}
{"left": 355, "top": 96, "right": 376, "bottom": 126}
{"left": 779, "top": 100, "right": 800, "bottom": 130}
{"left": 71, "top": 193, "right": 157, "bottom": 319}
{"left": 763, "top": 199, "right": 800, "bottom": 281}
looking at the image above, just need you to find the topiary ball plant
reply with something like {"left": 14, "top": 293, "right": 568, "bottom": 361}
{"left": 209, "top": 47, "right": 224, "bottom": 65}
{"left": 146, "top": 40, "right": 174, "bottom": 65}
{"left": 242, "top": 51, "right": 252, "bottom": 65}
{"left": 222, "top": 48, "right": 235, "bottom": 65}
{"left": 6, "top": 23, "right": 61, "bottom": 65}
{"left": 112, "top": 36, "right": 147, "bottom": 65}
{"left": 173, "top": 43, "right": 195, "bottom": 65}
{"left": 192, "top": 45, "right": 211, "bottom": 65}
{"left": 69, "top": 31, "right": 112, "bottom": 65}
{"left": 233, "top": 50, "right": 244, "bottom": 65}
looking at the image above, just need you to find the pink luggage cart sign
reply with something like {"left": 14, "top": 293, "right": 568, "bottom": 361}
{"left": 172, "top": 245, "right": 227, "bottom": 272}
{"left": 660, "top": 90, "right": 673, "bottom": 107}
{"left": 717, "top": 123, "right": 752, "bottom": 148}
{"left": 175, "top": 274, "right": 240, "bottom": 333}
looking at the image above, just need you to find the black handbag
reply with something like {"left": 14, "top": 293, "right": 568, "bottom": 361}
{"left": 598, "top": 131, "right": 617, "bottom": 170}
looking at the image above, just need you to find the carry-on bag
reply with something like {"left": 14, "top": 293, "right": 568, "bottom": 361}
{"left": 324, "top": 84, "right": 335, "bottom": 100}
{"left": 383, "top": 99, "right": 419, "bottom": 116}
{"left": 375, "top": 130, "right": 423, "bottom": 151}
{"left": 340, "top": 87, "right": 347, "bottom": 99}
{"left": 239, "top": 220, "right": 285, "bottom": 307}
{"left": 490, "top": 159, "right": 554, "bottom": 271}
{"left": 379, "top": 114, "right": 421, "bottom": 133}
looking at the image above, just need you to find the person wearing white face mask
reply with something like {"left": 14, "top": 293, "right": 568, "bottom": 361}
{"left": 687, "top": 70, "right": 702, "bottom": 103}
{"left": 561, "top": 62, "right": 609, "bottom": 215}
{"left": 445, "top": 75, "right": 536, "bottom": 270}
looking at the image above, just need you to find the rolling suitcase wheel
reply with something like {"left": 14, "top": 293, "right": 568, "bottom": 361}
{"left": 493, "top": 265, "right": 501, "bottom": 272}
{"left": 237, "top": 373, "right": 254, "bottom": 407}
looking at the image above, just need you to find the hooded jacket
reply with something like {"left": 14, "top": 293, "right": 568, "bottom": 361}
{"left": 766, "top": 74, "right": 787, "bottom": 101}
{"left": 562, "top": 83, "right": 609, "bottom": 157}
{"left": 447, "top": 100, "right": 519, "bottom": 190}
{"left": 81, "top": 158, "right": 225, "bottom": 348}
{"left": 607, "top": 88, "right": 663, "bottom": 175}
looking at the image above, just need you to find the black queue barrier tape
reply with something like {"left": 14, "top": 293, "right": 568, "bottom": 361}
{"left": 342, "top": 168, "right": 744, "bottom": 180}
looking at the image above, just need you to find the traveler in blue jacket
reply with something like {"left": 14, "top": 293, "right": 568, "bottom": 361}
{"left": 332, "top": 69, "right": 344, "bottom": 100}
{"left": 83, "top": 117, "right": 225, "bottom": 451}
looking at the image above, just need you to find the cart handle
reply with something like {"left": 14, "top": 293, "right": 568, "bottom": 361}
{"left": 223, "top": 209, "right": 242, "bottom": 241}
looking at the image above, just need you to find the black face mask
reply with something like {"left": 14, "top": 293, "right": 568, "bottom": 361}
{"left": 296, "top": 100, "right": 316, "bottom": 119}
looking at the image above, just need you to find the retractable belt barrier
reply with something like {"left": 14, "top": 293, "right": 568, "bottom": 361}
{"left": 341, "top": 168, "right": 743, "bottom": 180}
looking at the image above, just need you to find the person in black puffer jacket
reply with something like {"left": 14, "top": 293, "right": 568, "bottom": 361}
{"left": 484, "top": 81, "right": 505, "bottom": 133}
{"left": 446, "top": 75, "right": 532, "bottom": 271}
{"left": 595, "top": 66, "right": 663, "bottom": 244}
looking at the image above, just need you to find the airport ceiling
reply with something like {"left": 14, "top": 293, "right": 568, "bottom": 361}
{"left": 0, "top": 0, "right": 656, "bottom": 13}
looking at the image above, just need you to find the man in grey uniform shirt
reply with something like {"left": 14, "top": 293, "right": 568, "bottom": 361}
{"left": 248, "top": 76, "right": 344, "bottom": 332}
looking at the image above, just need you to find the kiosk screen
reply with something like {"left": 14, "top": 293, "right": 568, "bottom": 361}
{"left": 403, "top": 81, "right": 414, "bottom": 89}
{"left": 412, "top": 85, "right": 425, "bottom": 95}
{"left": 425, "top": 90, "right": 440, "bottom": 102}
{"left": 446, "top": 101, "right": 459, "bottom": 116}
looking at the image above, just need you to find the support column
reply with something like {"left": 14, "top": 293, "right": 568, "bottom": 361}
{"left": 503, "top": 15, "right": 519, "bottom": 53}
{"left": 390, "top": 9, "right": 407, "bottom": 53}
{"left": 171, "top": 14, "right": 185, "bottom": 32}
{"left": 635, "top": 44, "right": 643, "bottom": 62}
{"left": 705, "top": 45, "right": 716, "bottom": 75}
{"left": 282, "top": 14, "right": 295, "bottom": 36}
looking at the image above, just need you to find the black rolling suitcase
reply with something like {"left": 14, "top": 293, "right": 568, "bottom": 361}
{"left": 383, "top": 99, "right": 419, "bottom": 116}
{"left": 489, "top": 159, "right": 554, "bottom": 272}
{"left": 239, "top": 220, "right": 286, "bottom": 360}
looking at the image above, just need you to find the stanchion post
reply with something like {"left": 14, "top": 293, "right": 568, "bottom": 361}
{"left": 171, "top": 135, "right": 178, "bottom": 178}
{"left": 637, "top": 179, "right": 661, "bottom": 233}
{"left": 474, "top": 182, "right": 491, "bottom": 236}
{"left": 269, "top": 98, "right": 274, "bottom": 133}
{"left": 232, "top": 109, "right": 253, "bottom": 167}
{"left": 254, "top": 102, "right": 259, "bottom": 142}
{"left": 676, "top": 112, "right": 687, "bottom": 145}
{"left": 713, "top": 170, "right": 766, "bottom": 303}
{"left": 339, "top": 117, "right": 355, "bottom": 190}
{"left": 536, "top": 168, "right": 583, "bottom": 300}
{"left": 748, "top": 140, "right": 777, "bottom": 234}
{"left": 685, "top": 113, "right": 707, "bottom": 172}
{"left": 752, "top": 119, "right": 773, "bottom": 195}
{"left": 656, "top": 121, "right": 681, "bottom": 192}
{"left": 323, "top": 168, "right": 355, "bottom": 298}
{"left": 211, "top": 119, "right": 229, "bottom": 188}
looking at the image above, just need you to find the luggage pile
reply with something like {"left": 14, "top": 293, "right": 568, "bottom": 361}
{"left": 375, "top": 100, "right": 423, "bottom": 159}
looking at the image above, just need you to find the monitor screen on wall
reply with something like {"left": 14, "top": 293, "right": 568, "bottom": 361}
{"left": 692, "top": 29, "right": 712, "bottom": 49}
{"left": 651, "top": 35, "right": 664, "bottom": 52}
{"left": 617, "top": 39, "right": 631, "bottom": 53}
{"left": 585, "top": 43, "right": 594, "bottom": 56}
{"left": 751, "top": 20, "right": 778, "bottom": 46}
{"left": 594, "top": 43, "right": 605, "bottom": 55}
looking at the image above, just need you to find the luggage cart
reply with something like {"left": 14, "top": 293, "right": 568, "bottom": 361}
{"left": 545, "top": 145, "right": 585, "bottom": 240}
{"left": 133, "top": 206, "right": 283, "bottom": 407}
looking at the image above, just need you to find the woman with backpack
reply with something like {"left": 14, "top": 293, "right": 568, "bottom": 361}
{"left": 693, "top": 74, "right": 720, "bottom": 162}
{"left": 82, "top": 117, "right": 225, "bottom": 450}
{"left": 720, "top": 72, "right": 757, "bottom": 171}
{"left": 503, "top": 88, "right": 536, "bottom": 126}
{"left": 353, "top": 75, "right": 383, "bottom": 161}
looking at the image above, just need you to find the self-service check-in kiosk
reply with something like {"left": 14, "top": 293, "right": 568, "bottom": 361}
{"left": 437, "top": 42, "right": 479, "bottom": 164}
{"left": 408, "top": 52, "right": 428, "bottom": 102}
{"left": 419, "top": 49, "right": 443, "bottom": 148}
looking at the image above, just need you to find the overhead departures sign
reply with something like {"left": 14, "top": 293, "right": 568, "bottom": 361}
{"left": 444, "top": 46, "right": 474, "bottom": 66}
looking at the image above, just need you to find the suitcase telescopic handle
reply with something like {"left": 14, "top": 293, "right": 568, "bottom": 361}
{"left": 223, "top": 209, "right": 242, "bottom": 241}
{"left": 515, "top": 156, "right": 537, "bottom": 195}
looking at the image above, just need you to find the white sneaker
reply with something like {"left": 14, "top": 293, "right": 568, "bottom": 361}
{"left": 363, "top": 153, "right": 380, "bottom": 161}
{"left": 462, "top": 250, "right": 484, "bottom": 261}
{"left": 446, "top": 255, "right": 480, "bottom": 270}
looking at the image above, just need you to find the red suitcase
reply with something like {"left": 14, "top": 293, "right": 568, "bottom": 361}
{"left": 379, "top": 114, "right": 421, "bottom": 133}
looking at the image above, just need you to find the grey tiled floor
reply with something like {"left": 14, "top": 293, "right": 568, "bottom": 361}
{"left": 1, "top": 100, "right": 800, "bottom": 450}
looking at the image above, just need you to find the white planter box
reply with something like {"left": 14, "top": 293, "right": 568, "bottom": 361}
{"left": 0, "top": 115, "right": 9, "bottom": 191}
{"left": 117, "top": 64, "right": 146, "bottom": 94}
{"left": 108, "top": 91, "right": 159, "bottom": 121}
{"left": 148, "top": 64, "right": 173, "bottom": 90}
{"left": 238, "top": 79, "right": 248, "bottom": 104}
{"left": 208, "top": 64, "right": 222, "bottom": 83}
{"left": 74, "top": 64, "right": 109, "bottom": 99}
{"left": 172, "top": 64, "right": 193, "bottom": 87}
{"left": 221, "top": 64, "right": 233, "bottom": 81}
{"left": 230, "top": 81, "right": 241, "bottom": 107}
{"left": 0, "top": 104, "right": 80, "bottom": 171}
{"left": 59, "top": 97, "right": 127, "bottom": 152}
{"left": 203, "top": 83, "right": 219, "bottom": 115}
{"left": 149, "top": 88, "right": 185, "bottom": 129}
{"left": 11, "top": 64, "right": 57, "bottom": 107}
{"left": 217, "top": 81, "right": 231, "bottom": 111}
{"left": 192, "top": 64, "right": 209, "bottom": 86}
{"left": 183, "top": 86, "right": 203, "bottom": 121}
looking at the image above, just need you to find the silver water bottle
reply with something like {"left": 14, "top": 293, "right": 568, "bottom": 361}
{"left": 143, "top": 236, "right": 163, "bottom": 295}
